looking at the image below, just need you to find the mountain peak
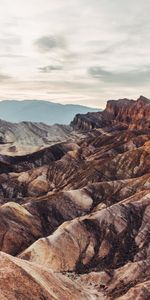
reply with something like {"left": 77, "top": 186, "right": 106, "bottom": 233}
{"left": 71, "top": 96, "right": 150, "bottom": 131}
{"left": 137, "top": 95, "right": 150, "bottom": 103}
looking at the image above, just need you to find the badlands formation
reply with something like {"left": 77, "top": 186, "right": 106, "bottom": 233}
{"left": 0, "top": 120, "right": 80, "bottom": 156}
{"left": 0, "top": 96, "right": 150, "bottom": 299}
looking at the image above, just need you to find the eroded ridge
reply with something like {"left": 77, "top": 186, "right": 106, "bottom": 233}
{"left": 0, "top": 98, "right": 150, "bottom": 299}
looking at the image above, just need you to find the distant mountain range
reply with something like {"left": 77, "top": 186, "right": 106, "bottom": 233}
{"left": 0, "top": 100, "right": 100, "bottom": 125}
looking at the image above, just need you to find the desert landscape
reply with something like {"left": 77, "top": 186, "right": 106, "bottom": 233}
{"left": 0, "top": 0, "right": 149, "bottom": 298}
{"left": 0, "top": 96, "right": 150, "bottom": 299}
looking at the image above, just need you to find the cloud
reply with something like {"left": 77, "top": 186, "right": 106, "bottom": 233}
{"left": 34, "top": 35, "right": 66, "bottom": 52}
{"left": 0, "top": 73, "right": 12, "bottom": 82}
{"left": 39, "top": 65, "right": 63, "bottom": 73}
{"left": 0, "top": 0, "right": 150, "bottom": 106}
{"left": 88, "top": 66, "right": 150, "bottom": 86}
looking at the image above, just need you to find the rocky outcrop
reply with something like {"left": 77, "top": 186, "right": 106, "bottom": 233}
{"left": 71, "top": 96, "right": 150, "bottom": 131}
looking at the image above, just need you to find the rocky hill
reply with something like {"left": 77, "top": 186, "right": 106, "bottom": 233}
{"left": 71, "top": 95, "right": 150, "bottom": 131}
{"left": 0, "top": 119, "right": 82, "bottom": 155}
{"left": 0, "top": 97, "right": 150, "bottom": 299}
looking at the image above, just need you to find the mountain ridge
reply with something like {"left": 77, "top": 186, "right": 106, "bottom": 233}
{"left": 0, "top": 99, "right": 100, "bottom": 125}
{"left": 71, "top": 95, "right": 150, "bottom": 131}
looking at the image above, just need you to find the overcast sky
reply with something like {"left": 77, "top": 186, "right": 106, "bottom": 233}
{"left": 0, "top": 0, "right": 150, "bottom": 108}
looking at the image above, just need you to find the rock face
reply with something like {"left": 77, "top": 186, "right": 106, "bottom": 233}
{"left": 0, "top": 97, "right": 150, "bottom": 299}
{"left": 71, "top": 95, "right": 150, "bottom": 131}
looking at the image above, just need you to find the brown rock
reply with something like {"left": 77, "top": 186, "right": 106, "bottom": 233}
{"left": 0, "top": 252, "right": 91, "bottom": 300}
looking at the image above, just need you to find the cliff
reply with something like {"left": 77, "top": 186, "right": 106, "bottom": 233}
{"left": 71, "top": 95, "right": 150, "bottom": 131}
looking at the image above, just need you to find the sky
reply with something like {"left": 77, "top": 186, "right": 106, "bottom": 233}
{"left": 0, "top": 0, "right": 150, "bottom": 108}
